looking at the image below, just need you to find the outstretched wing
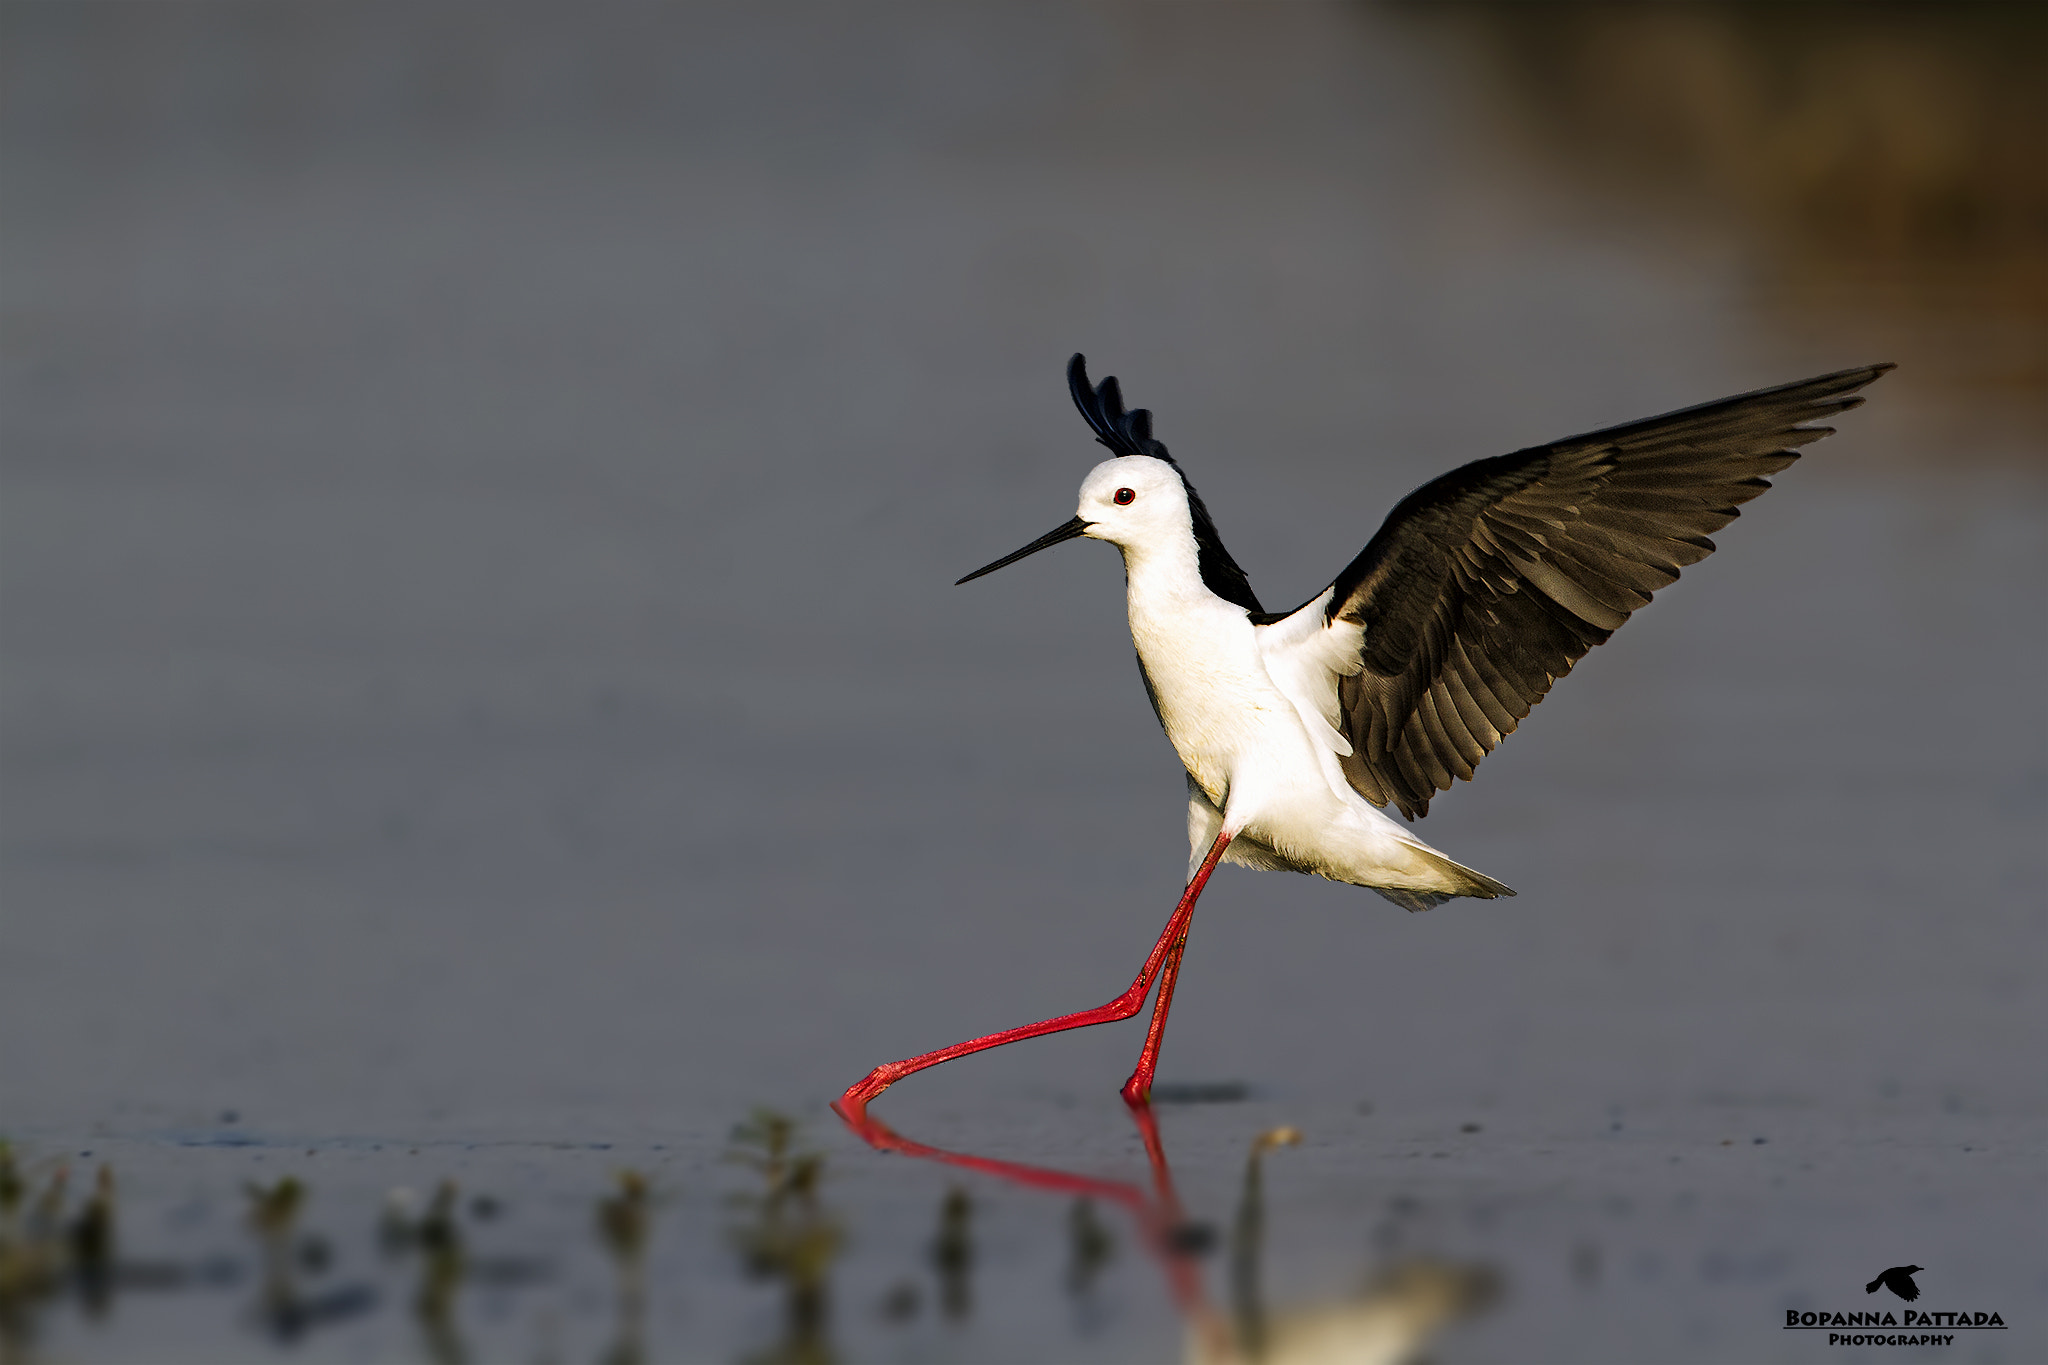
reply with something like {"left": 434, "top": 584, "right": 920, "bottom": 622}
{"left": 1259, "top": 363, "right": 1893, "bottom": 819}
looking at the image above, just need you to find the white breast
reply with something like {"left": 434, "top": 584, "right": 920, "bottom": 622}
{"left": 1123, "top": 569, "right": 1295, "bottom": 804}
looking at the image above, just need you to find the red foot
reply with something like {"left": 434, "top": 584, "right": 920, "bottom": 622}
{"left": 831, "top": 1065, "right": 903, "bottom": 1125}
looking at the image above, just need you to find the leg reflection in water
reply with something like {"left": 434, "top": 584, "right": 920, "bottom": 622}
{"left": 835, "top": 1099, "right": 1214, "bottom": 1331}
{"left": 834, "top": 1101, "right": 1498, "bottom": 1364}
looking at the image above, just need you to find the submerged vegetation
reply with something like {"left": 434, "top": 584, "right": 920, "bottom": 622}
{"left": 726, "top": 1110, "right": 842, "bottom": 1365}
{"left": 0, "top": 1111, "right": 1496, "bottom": 1362}
{"left": 1, "top": 1145, "right": 131, "bottom": 1364}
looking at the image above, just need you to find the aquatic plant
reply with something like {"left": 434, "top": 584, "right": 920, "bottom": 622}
{"left": 727, "top": 1111, "right": 841, "bottom": 1365}
{"left": 596, "top": 1170, "right": 654, "bottom": 1365}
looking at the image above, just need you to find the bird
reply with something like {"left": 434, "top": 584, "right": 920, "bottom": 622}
{"left": 1866, "top": 1265, "right": 1924, "bottom": 1301}
{"left": 833, "top": 352, "right": 1892, "bottom": 1119}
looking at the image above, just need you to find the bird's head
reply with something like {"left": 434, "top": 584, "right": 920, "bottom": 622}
{"left": 956, "top": 456, "right": 1190, "bottom": 585}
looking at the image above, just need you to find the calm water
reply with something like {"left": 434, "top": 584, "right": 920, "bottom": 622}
{"left": 4, "top": 6, "right": 2043, "bottom": 1361}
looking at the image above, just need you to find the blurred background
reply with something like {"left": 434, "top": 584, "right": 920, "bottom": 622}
{"left": 3, "top": 5, "right": 2042, "bottom": 1362}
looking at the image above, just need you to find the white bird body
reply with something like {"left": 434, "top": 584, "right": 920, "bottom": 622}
{"left": 836, "top": 352, "right": 1891, "bottom": 1116}
{"left": 1081, "top": 457, "right": 1508, "bottom": 909}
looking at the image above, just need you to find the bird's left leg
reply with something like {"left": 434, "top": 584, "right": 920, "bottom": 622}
{"left": 1122, "top": 786, "right": 1247, "bottom": 1105}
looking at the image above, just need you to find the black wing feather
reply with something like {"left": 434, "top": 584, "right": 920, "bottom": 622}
{"left": 1067, "top": 354, "right": 1265, "bottom": 614}
{"left": 1327, "top": 363, "right": 1894, "bottom": 818}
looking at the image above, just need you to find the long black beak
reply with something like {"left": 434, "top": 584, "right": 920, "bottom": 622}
{"left": 956, "top": 515, "right": 1093, "bottom": 585}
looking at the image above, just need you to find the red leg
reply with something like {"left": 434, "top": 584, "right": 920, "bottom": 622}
{"left": 834, "top": 832, "right": 1232, "bottom": 1121}
{"left": 1119, "top": 903, "right": 1194, "bottom": 1105}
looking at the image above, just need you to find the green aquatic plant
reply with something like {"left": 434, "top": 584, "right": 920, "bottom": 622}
{"left": 371, "top": 1179, "right": 505, "bottom": 1365}
{"left": 727, "top": 1111, "right": 841, "bottom": 1365}
{"left": 725, "top": 1112, "right": 802, "bottom": 1208}
{"left": 596, "top": 1170, "right": 654, "bottom": 1365}
{"left": 414, "top": 1182, "right": 463, "bottom": 1313}
{"left": 929, "top": 1186, "right": 973, "bottom": 1321}
{"left": 69, "top": 1167, "right": 115, "bottom": 1318}
{"left": 0, "top": 1150, "right": 124, "bottom": 1359}
{"left": 597, "top": 1170, "right": 652, "bottom": 1272}
{"left": 245, "top": 1175, "right": 308, "bottom": 1338}
{"left": 0, "top": 1145, "right": 65, "bottom": 1364}
{"left": 1066, "top": 1196, "right": 1115, "bottom": 1298}
{"left": 0, "top": 1146, "right": 20, "bottom": 1222}
{"left": 414, "top": 1181, "right": 467, "bottom": 1365}
{"left": 23, "top": 1170, "right": 64, "bottom": 1255}
{"left": 245, "top": 1176, "right": 303, "bottom": 1241}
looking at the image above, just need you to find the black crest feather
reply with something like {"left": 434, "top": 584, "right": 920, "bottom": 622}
{"left": 1066, "top": 354, "right": 1264, "bottom": 613}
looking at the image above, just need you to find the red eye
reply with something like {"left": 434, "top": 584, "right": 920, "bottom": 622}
{"left": 1113, "top": 487, "right": 1136, "bottom": 505}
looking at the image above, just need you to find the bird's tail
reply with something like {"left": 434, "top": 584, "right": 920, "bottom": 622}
{"left": 1866, "top": 1277, "right": 1884, "bottom": 1294}
{"left": 1373, "top": 842, "right": 1517, "bottom": 913}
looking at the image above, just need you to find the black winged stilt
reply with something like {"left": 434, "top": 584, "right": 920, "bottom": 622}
{"left": 835, "top": 353, "right": 1891, "bottom": 1119}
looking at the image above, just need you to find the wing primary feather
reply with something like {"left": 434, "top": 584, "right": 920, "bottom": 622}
{"left": 1294, "top": 362, "right": 1893, "bottom": 816}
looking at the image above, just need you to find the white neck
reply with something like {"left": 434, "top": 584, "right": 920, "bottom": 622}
{"left": 1117, "top": 529, "right": 1213, "bottom": 608}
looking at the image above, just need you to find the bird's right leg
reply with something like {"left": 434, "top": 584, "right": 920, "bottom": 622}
{"left": 832, "top": 831, "right": 1233, "bottom": 1121}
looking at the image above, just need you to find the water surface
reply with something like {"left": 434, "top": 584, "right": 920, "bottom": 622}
{"left": 3, "top": 6, "right": 2042, "bottom": 1361}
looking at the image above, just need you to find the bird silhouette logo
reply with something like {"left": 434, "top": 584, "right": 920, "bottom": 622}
{"left": 1866, "top": 1265, "right": 1924, "bottom": 1301}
